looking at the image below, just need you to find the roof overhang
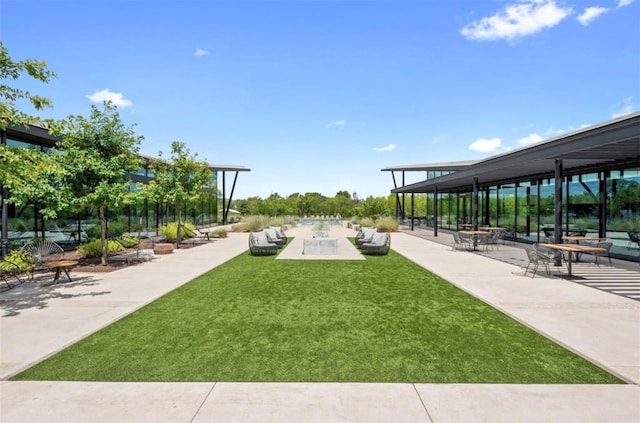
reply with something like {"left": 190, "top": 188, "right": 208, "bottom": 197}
{"left": 391, "top": 112, "right": 640, "bottom": 194}
{"left": 4, "top": 124, "right": 60, "bottom": 146}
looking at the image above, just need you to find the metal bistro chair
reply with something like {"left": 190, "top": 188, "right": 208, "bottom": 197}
{"left": 591, "top": 241, "right": 613, "bottom": 266}
{"left": 21, "top": 239, "right": 65, "bottom": 280}
{"left": 475, "top": 232, "right": 495, "bottom": 252}
{"left": 524, "top": 246, "right": 562, "bottom": 278}
{"left": 1, "top": 258, "right": 24, "bottom": 291}
{"left": 451, "top": 232, "right": 471, "bottom": 251}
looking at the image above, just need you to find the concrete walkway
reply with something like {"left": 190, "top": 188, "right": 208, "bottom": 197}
{"left": 1, "top": 227, "right": 639, "bottom": 422}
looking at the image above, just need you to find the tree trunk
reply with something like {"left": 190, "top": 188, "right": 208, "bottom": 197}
{"left": 176, "top": 207, "right": 182, "bottom": 248}
{"left": 100, "top": 205, "right": 108, "bottom": 266}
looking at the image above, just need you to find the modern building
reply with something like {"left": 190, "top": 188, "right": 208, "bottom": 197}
{"left": 383, "top": 112, "right": 640, "bottom": 262}
{"left": 1, "top": 124, "right": 249, "bottom": 253}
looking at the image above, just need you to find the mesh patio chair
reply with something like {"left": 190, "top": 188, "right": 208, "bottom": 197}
{"left": 591, "top": 241, "right": 613, "bottom": 266}
{"left": 451, "top": 232, "right": 469, "bottom": 251}
{"left": 457, "top": 232, "right": 475, "bottom": 251}
{"left": 524, "top": 246, "right": 562, "bottom": 278}
{"left": 475, "top": 232, "right": 493, "bottom": 252}
{"left": 627, "top": 232, "right": 640, "bottom": 250}
{"left": 1, "top": 258, "right": 24, "bottom": 291}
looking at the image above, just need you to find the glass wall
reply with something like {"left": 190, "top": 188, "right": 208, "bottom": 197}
{"left": 1, "top": 133, "right": 220, "bottom": 253}
{"left": 423, "top": 165, "right": 639, "bottom": 262}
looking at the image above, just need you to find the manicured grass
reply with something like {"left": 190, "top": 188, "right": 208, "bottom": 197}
{"left": 13, "top": 246, "right": 622, "bottom": 383}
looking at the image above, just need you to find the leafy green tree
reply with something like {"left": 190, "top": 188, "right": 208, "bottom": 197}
{"left": 0, "top": 41, "right": 56, "bottom": 130}
{"left": 355, "top": 195, "right": 389, "bottom": 218}
{"left": 0, "top": 144, "right": 64, "bottom": 245}
{"left": 51, "top": 102, "right": 144, "bottom": 265}
{"left": 334, "top": 190, "right": 354, "bottom": 217}
{"left": 148, "top": 141, "right": 213, "bottom": 247}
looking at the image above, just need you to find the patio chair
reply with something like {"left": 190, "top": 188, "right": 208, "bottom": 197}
{"left": 355, "top": 227, "right": 377, "bottom": 247}
{"left": 475, "top": 232, "right": 493, "bottom": 252}
{"left": 567, "top": 229, "right": 587, "bottom": 237}
{"left": 627, "top": 232, "right": 640, "bottom": 249}
{"left": 451, "top": 231, "right": 470, "bottom": 251}
{"left": 524, "top": 246, "right": 562, "bottom": 278}
{"left": 263, "top": 227, "right": 285, "bottom": 248}
{"left": 1, "top": 258, "right": 24, "bottom": 291}
{"left": 268, "top": 226, "right": 288, "bottom": 244}
{"left": 249, "top": 231, "right": 279, "bottom": 256}
{"left": 180, "top": 225, "right": 210, "bottom": 244}
{"left": 457, "top": 231, "right": 475, "bottom": 251}
{"left": 360, "top": 232, "right": 391, "bottom": 255}
{"left": 20, "top": 239, "right": 65, "bottom": 280}
{"left": 591, "top": 241, "right": 613, "bottom": 266}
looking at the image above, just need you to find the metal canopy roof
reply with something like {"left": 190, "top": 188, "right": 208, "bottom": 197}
{"left": 382, "top": 160, "right": 479, "bottom": 172}
{"left": 391, "top": 112, "right": 640, "bottom": 194}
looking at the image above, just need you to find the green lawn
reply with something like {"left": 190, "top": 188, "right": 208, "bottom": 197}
{"left": 13, "top": 245, "right": 622, "bottom": 383}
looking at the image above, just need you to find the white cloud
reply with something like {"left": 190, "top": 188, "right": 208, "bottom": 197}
{"left": 577, "top": 7, "right": 609, "bottom": 26}
{"left": 460, "top": 0, "right": 572, "bottom": 42}
{"left": 86, "top": 89, "right": 133, "bottom": 108}
{"left": 618, "top": 0, "right": 635, "bottom": 8}
{"left": 516, "top": 133, "right": 544, "bottom": 146}
{"left": 612, "top": 96, "right": 636, "bottom": 118}
{"left": 468, "top": 137, "right": 503, "bottom": 152}
{"left": 543, "top": 123, "right": 591, "bottom": 138}
{"left": 373, "top": 144, "right": 396, "bottom": 152}
{"left": 194, "top": 48, "right": 209, "bottom": 56}
{"left": 325, "top": 120, "right": 346, "bottom": 128}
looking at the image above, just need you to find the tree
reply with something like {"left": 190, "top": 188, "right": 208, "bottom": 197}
{"left": 51, "top": 102, "right": 144, "bottom": 265}
{"left": 0, "top": 41, "right": 56, "bottom": 130}
{"left": 0, "top": 144, "right": 65, "bottom": 250}
{"left": 355, "top": 195, "right": 388, "bottom": 218}
{"left": 148, "top": 141, "right": 213, "bottom": 247}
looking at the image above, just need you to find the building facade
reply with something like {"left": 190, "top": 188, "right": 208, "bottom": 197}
{"left": 1, "top": 124, "right": 249, "bottom": 254}
{"left": 384, "top": 113, "right": 640, "bottom": 263}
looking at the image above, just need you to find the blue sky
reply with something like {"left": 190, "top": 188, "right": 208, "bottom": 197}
{"left": 3, "top": 0, "right": 639, "bottom": 199}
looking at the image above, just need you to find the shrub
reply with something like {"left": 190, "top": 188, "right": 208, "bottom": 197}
{"left": 117, "top": 234, "right": 139, "bottom": 248}
{"left": 159, "top": 222, "right": 198, "bottom": 241}
{"left": 243, "top": 215, "right": 270, "bottom": 232}
{"left": 107, "top": 221, "right": 128, "bottom": 237}
{"left": 212, "top": 228, "right": 228, "bottom": 238}
{"left": 231, "top": 222, "right": 249, "bottom": 232}
{"left": 375, "top": 216, "right": 399, "bottom": 232}
{"left": 77, "top": 239, "right": 126, "bottom": 258}
{"left": 159, "top": 222, "right": 179, "bottom": 241}
{"left": 0, "top": 250, "right": 35, "bottom": 273}
{"left": 360, "top": 217, "right": 376, "bottom": 228}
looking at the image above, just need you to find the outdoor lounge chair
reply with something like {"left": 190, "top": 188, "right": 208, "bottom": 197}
{"left": 20, "top": 239, "right": 65, "bottom": 279}
{"left": 249, "top": 231, "right": 279, "bottom": 256}
{"left": 355, "top": 227, "right": 377, "bottom": 247}
{"left": 268, "top": 226, "right": 288, "bottom": 244}
{"left": 263, "top": 227, "right": 285, "bottom": 247}
{"left": 360, "top": 232, "right": 391, "bottom": 255}
{"left": 181, "top": 225, "right": 211, "bottom": 244}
